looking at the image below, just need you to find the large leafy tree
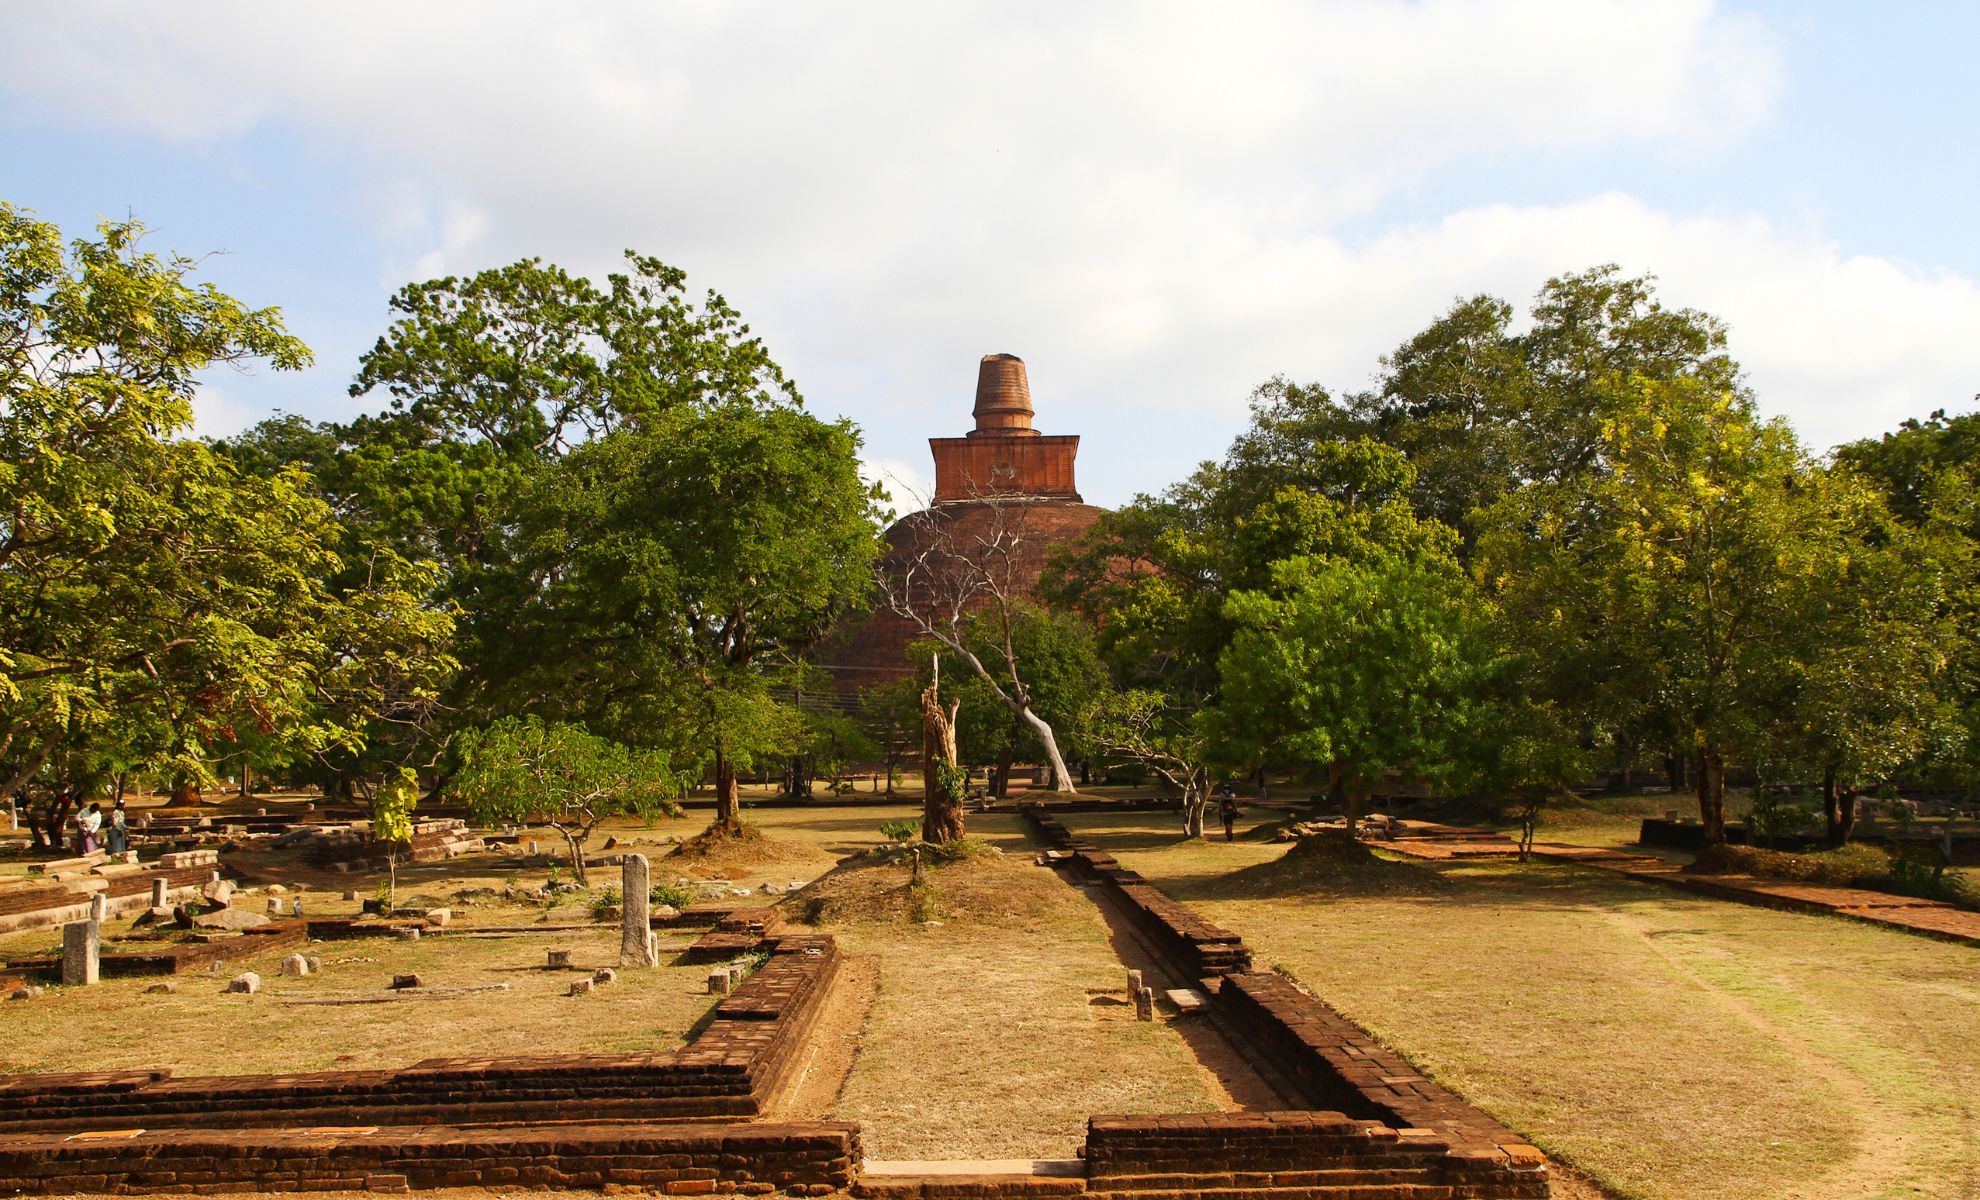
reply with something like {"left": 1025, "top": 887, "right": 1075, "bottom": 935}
{"left": 226, "top": 253, "right": 799, "bottom": 719}
{"left": 501, "top": 402, "right": 883, "bottom": 834}
{"left": 0, "top": 204, "right": 453, "bottom": 843}
{"left": 1225, "top": 266, "right": 1742, "bottom": 545}
{"left": 1209, "top": 493, "right": 1496, "bottom": 834}
{"left": 1475, "top": 377, "right": 1947, "bottom": 861}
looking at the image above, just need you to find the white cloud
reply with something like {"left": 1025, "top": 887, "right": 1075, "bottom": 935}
{"left": 859, "top": 457, "right": 934, "bottom": 524}
{"left": 14, "top": 2, "right": 1970, "bottom": 504}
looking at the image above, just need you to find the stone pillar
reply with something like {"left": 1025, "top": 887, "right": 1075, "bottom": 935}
{"left": 620, "top": 854, "right": 657, "bottom": 967}
{"left": 151, "top": 878, "right": 169, "bottom": 909}
{"left": 62, "top": 920, "right": 100, "bottom": 986}
{"left": 89, "top": 893, "right": 108, "bottom": 923}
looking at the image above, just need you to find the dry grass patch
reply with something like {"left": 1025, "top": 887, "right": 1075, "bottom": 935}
{"left": 1065, "top": 811, "right": 1980, "bottom": 1200}
{"left": 816, "top": 813, "right": 1227, "bottom": 1160}
{"left": 0, "top": 926, "right": 718, "bottom": 1077}
{"left": 788, "top": 840, "right": 1084, "bottom": 927}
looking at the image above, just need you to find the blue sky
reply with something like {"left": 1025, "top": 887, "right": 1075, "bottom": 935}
{"left": 5, "top": 1, "right": 1976, "bottom": 511}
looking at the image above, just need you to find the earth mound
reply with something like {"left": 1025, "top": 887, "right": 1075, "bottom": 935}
{"left": 788, "top": 840, "right": 1085, "bottom": 927}
{"left": 663, "top": 822, "right": 825, "bottom": 877}
{"left": 1218, "top": 832, "right": 1458, "bottom": 900}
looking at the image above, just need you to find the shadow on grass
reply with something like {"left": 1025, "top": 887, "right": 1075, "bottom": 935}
{"left": 1069, "top": 819, "right": 1708, "bottom": 916}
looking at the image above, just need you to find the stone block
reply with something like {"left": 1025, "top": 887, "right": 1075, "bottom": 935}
{"left": 592, "top": 967, "right": 617, "bottom": 985}
{"left": 568, "top": 978, "right": 593, "bottom": 997}
{"left": 395, "top": 927, "right": 421, "bottom": 941}
{"left": 424, "top": 907, "right": 451, "bottom": 927}
{"left": 707, "top": 969, "right": 732, "bottom": 995}
{"left": 229, "top": 972, "right": 261, "bottom": 994}
{"left": 61, "top": 920, "right": 100, "bottom": 986}
{"left": 547, "top": 948, "right": 573, "bottom": 968}
{"left": 150, "top": 878, "right": 170, "bottom": 908}
{"left": 390, "top": 974, "right": 422, "bottom": 990}
{"left": 620, "top": 854, "right": 657, "bottom": 967}
{"left": 281, "top": 954, "right": 311, "bottom": 977}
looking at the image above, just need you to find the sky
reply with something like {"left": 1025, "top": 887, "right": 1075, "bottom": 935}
{"left": 4, "top": 1, "right": 1977, "bottom": 512}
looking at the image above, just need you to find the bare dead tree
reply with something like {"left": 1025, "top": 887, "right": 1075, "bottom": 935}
{"left": 920, "top": 654, "right": 965, "bottom": 842}
{"left": 880, "top": 490, "right": 1078, "bottom": 793}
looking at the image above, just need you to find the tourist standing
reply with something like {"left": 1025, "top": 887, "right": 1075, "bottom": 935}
{"left": 75, "top": 802, "right": 103, "bottom": 854}
{"left": 104, "top": 800, "right": 129, "bottom": 854}
{"left": 1218, "top": 786, "right": 1239, "bottom": 842}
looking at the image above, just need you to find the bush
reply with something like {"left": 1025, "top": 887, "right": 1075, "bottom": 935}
{"left": 650, "top": 882, "right": 694, "bottom": 911}
{"left": 589, "top": 886, "right": 622, "bottom": 921}
{"left": 1722, "top": 843, "right": 1892, "bottom": 886}
{"left": 1882, "top": 854, "right": 1980, "bottom": 907}
{"left": 879, "top": 819, "right": 919, "bottom": 842}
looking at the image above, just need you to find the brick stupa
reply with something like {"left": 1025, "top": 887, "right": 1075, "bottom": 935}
{"left": 825, "top": 354, "right": 1105, "bottom": 696}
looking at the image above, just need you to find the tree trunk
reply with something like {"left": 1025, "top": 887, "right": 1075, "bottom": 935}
{"left": 921, "top": 673, "right": 964, "bottom": 844}
{"left": 1014, "top": 704, "right": 1076, "bottom": 794}
{"left": 714, "top": 752, "right": 742, "bottom": 834}
{"left": 1821, "top": 763, "right": 1856, "bottom": 849}
{"left": 1695, "top": 749, "right": 1729, "bottom": 869}
{"left": 170, "top": 779, "right": 202, "bottom": 806}
{"left": 993, "top": 746, "right": 1013, "bottom": 799}
{"left": 239, "top": 765, "right": 251, "bottom": 798}
{"left": 555, "top": 823, "right": 589, "bottom": 886}
{"left": 1182, "top": 785, "right": 1205, "bottom": 838}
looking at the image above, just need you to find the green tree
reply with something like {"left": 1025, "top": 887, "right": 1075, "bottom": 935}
{"left": 0, "top": 204, "right": 449, "bottom": 846}
{"left": 1210, "top": 526, "right": 1494, "bottom": 838}
{"left": 855, "top": 678, "right": 923, "bottom": 795}
{"left": 450, "top": 716, "right": 682, "bottom": 884}
{"left": 501, "top": 402, "right": 883, "bottom": 834}
{"left": 1477, "top": 377, "right": 1918, "bottom": 861}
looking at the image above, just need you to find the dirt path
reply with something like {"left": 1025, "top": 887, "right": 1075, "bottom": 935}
{"left": 772, "top": 952, "right": 881, "bottom": 1120}
{"left": 1051, "top": 868, "right": 1299, "bottom": 1111}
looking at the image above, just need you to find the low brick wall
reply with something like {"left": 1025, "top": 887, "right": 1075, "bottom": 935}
{"left": 0, "top": 1119, "right": 858, "bottom": 1196}
{"left": 1087, "top": 1112, "right": 1546, "bottom": 1198}
{"left": 0, "top": 868, "right": 209, "bottom": 936}
{"left": 3, "top": 919, "right": 308, "bottom": 980}
{"left": 1024, "top": 809, "right": 1251, "bottom": 978}
{"left": 0, "top": 932, "right": 841, "bottom": 1135}
{"left": 1020, "top": 804, "right": 1549, "bottom": 1198}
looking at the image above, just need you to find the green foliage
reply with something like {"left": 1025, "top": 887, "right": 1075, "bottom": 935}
{"left": 649, "top": 882, "right": 695, "bottom": 912}
{"left": 931, "top": 759, "right": 969, "bottom": 806}
{"left": 0, "top": 204, "right": 452, "bottom": 832}
{"left": 449, "top": 716, "right": 681, "bottom": 879}
{"left": 590, "top": 886, "right": 623, "bottom": 921}
{"left": 879, "top": 819, "right": 920, "bottom": 842}
{"left": 499, "top": 401, "right": 883, "bottom": 826}
{"left": 370, "top": 766, "right": 419, "bottom": 846}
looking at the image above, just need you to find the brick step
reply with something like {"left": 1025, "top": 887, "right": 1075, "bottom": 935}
{"left": 857, "top": 1160, "right": 1087, "bottom": 1200}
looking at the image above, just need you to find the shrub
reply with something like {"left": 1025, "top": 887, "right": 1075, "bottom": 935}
{"left": 1882, "top": 854, "right": 1980, "bottom": 907}
{"left": 589, "top": 886, "right": 622, "bottom": 921}
{"left": 1721, "top": 843, "right": 1892, "bottom": 886}
{"left": 650, "top": 882, "right": 695, "bottom": 911}
{"left": 879, "top": 819, "right": 919, "bottom": 842}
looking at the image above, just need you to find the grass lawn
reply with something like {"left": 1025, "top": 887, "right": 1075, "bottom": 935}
{"left": 792, "top": 808, "right": 1230, "bottom": 1160}
{"left": 0, "top": 925, "right": 718, "bottom": 1076}
{"left": 1062, "top": 810, "right": 1980, "bottom": 1200}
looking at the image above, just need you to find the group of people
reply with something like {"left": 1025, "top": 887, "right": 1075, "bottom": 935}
{"left": 72, "top": 798, "right": 130, "bottom": 855}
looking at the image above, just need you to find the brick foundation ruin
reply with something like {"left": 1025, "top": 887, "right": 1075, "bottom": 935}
{"left": 1025, "top": 806, "right": 1550, "bottom": 1199}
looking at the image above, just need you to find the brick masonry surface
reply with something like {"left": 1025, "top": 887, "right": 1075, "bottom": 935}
{"left": 0, "top": 933, "right": 841, "bottom": 1135}
{"left": 0, "top": 1120, "right": 859, "bottom": 1195}
{"left": 1023, "top": 805, "right": 1550, "bottom": 1199}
